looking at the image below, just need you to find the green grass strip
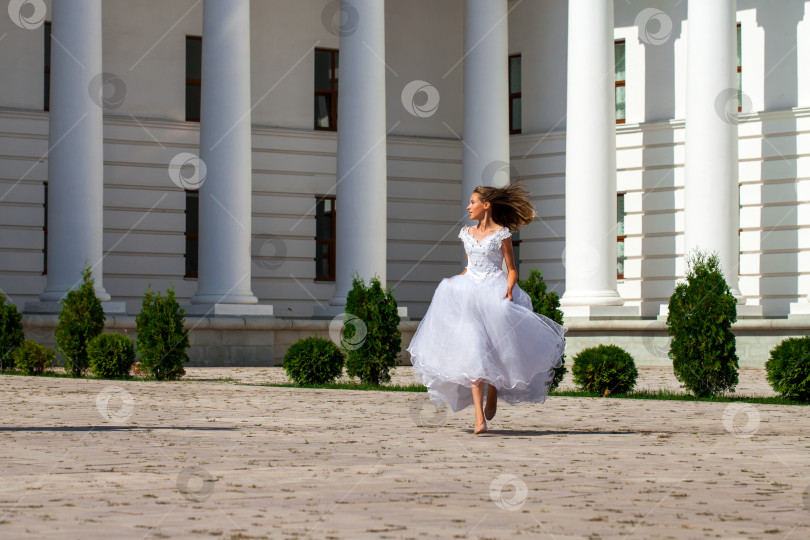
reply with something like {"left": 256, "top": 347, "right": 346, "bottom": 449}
{"left": 549, "top": 388, "right": 809, "bottom": 406}
{"left": 245, "top": 381, "right": 427, "bottom": 392}
{"left": 0, "top": 370, "right": 157, "bottom": 381}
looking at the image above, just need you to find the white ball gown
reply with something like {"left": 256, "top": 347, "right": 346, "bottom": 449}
{"left": 407, "top": 225, "right": 568, "bottom": 413}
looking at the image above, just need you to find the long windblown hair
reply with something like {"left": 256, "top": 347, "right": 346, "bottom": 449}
{"left": 473, "top": 179, "right": 536, "bottom": 232}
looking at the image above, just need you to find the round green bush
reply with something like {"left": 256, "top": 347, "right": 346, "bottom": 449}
{"left": 136, "top": 285, "right": 189, "bottom": 381}
{"left": 0, "top": 292, "right": 24, "bottom": 371}
{"left": 344, "top": 273, "right": 400, "bottom": 385}
{"left": 283, "top": 336, "right": 345, "bottom": 385}
{"left": 13, "top": 340, "right": 55, "bottom": 375}
{"left": 765, "top": 336, "right": 810, "bottom": 402}
{"left": 666, "top": 250, "right": 739, "bottom": 397}
{"left": 572, "top": 344, "right": 638, "bottom": 395}
{"left": 55, "top": 266, "right": 106, "bottom": 377}
{"left": 88, "top": 333, "right": 136, "bottom": 379}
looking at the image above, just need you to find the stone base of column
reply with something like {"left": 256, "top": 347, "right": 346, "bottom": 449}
{"left": 560, "top": 290, "right": 626, "bottom": 307}
{"left": 788, "top": 301, "right": 810, "bottom": 318}
{"left": 40, "top": 287, "right": 111, "bottom": 303}
{"left": 312, "top": 304, "right": 409, "bottom": 321}
{"left": 735, "top": 304, "right": 764, "bottom": 318}
{"left": 657, "top": 303, "right": 763, "bottom": 321}
{"left": 190, "top": 292, "right": 259, "bottom": 305}
{"left": 183, "top": 304, "right": 274, "bottom": 317}
{"left": 24, "top": 301, "right": 127, "bottom": 315}
{"left": 561, "top": 305, "right": 640, "bottom": 321}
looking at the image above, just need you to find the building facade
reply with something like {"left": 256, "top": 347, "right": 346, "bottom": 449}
{"left": 1, "top": 0, "right": 809, "bottom": 365}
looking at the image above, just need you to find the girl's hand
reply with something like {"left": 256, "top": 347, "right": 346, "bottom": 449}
{"left": 504, "top": 287, "right": 513, "bottom": 302}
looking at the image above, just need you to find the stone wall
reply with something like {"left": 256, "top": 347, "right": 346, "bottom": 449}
{"left": 21, "top": 314, "right": 810, "bottom": 369}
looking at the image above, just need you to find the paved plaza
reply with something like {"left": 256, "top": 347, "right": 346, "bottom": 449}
{"left": 1, "top": 367, "right": 808, "bottom": 539}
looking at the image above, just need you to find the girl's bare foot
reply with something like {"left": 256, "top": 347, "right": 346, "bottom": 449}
{"left": 470, "top": 379, "right": 487, "bottom": 434}
{"left": 485, "top": 384, "right": 497, "bottom": 420}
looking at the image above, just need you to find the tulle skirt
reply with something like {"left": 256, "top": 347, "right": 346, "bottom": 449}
{"left": 406, "top": 271, "right": 567, "bottom": 413}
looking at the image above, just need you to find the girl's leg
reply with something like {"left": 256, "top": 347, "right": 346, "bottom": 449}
{"left": 485, "top": 384, "right": 497, "bottom": 420}
{"left": 471, "top": 379, "right": 486, "bottom": 429}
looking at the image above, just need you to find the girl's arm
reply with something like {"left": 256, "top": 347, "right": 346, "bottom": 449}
{"left": 502, "top": 238, "right": 518, "bottom": 301}
{"left": 461, "top": 252, "right": 468, "bottom": 275}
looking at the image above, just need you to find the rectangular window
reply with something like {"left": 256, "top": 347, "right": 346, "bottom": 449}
{"left": 617, "top": 193, "right": 625, "bottom": 279}
{"left": 615, "top": 40, "right": 626, "bottom": 124}
{"left": 737, "top": 23, "right": 742, "bottom": 112}
{"left": 509, "top": 54, "right": 522, "bottom": 134}
{"left": 314, "top": 195, "right": 336, "bottom": 281}
{"left": 42, "top": 182, "right": 48, "bottom": 274}
{"left": 185, "top": 191, "right": 199, "bottom": 278}
{"left": 314, "top": 48, "right": 339, "bottom": 131}
{"left": 44, "top": 22, "right": 51, "bottom": 111}
{"left": 186, "top": 36, "right": 202, "bottom": 122}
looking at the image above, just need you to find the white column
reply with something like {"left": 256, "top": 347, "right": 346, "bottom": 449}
{"left": 322, "top": 0, "right": 387, "bottom": 311}
{"left": 684, "top": 0, "right": 745, "bottom": 303}
{"left": 38, "top": 0, "right": 110, "bottom": 304}
{"left": 190, "top": 0, "right": 259, "bottom": 308}
{"left": 560, "top": 0, "right": 624, "bottom": 310}
{"left": 462, "top": 0, "right": 510, "bottom": 212}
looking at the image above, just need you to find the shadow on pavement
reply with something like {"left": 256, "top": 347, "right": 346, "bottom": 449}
{"left": 0, "top": 426, "right": 238, "bottom": 432}
{"left": 467, "top": 429, "right": 646, "bottom": 436}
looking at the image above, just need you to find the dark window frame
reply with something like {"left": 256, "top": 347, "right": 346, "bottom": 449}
{"left": 186, "top": 35, "right": 202, "bottom": 122}
{"left": 44, "top": 21, "right": 51, "bottom": 111}
{"left": 42, "top": 181, "right": 48, "bottom": 275}
{"left": 615, "top": 39, "right": 626, "bottom": 125}
{"left": 314, "top": 47, "right": 339, "bottom": 131}
{"left": 185, "top": 190, "right": 199, "bottom": 279}
{"left": 314, "top": 194, "right": 336, "bottom": 281}
{"left": 617, "top": 192, "right": 626, "bottom": 280}
{"left": 508, "top": 53, "right": 522, "bottom": 134}
{"left": 737, "top": 22, "right": 742, "bottom": 113}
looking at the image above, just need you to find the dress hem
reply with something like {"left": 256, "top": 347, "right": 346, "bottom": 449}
{"left": 407, "top": 347, "right": 563, "bottom": 392}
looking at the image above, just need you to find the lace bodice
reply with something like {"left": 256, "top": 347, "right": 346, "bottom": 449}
{"left": 458, "top": 225, "right": 512, "bottom": 283}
